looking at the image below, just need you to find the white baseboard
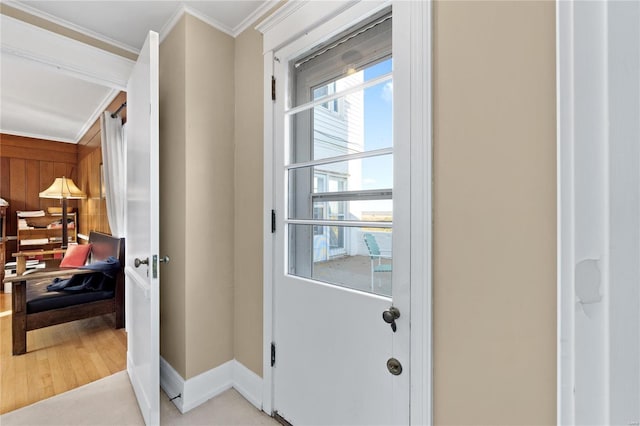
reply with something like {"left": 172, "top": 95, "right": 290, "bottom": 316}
{"left": 232, "top": 360, "right": 263, "bottom": 410}
{"left": 159, "top": 357, "right": 263, "bottom": 414}
{"left": 159, "top": 357, "right": 185, "bottom": 412}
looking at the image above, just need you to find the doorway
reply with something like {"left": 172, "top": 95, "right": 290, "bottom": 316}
{"left": 260, "top": 2, "right": 432, "bottom": 424}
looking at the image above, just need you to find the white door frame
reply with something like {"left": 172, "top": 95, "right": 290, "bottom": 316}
{"left": 557, "top": 1, "right": 640, "bottom": 424}
{"left": 259, "top": 1, "right": 432, "bottom": 423}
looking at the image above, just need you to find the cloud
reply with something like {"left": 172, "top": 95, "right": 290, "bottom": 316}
{"left": 381, "top": 81, "right": 393, "bottom": 103}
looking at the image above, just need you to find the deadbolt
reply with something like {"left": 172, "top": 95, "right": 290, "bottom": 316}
{"left": 382, "top": 306, "right": 400, "bottom": 332}
{"left": 387, "top": 358, "right": 403, "bottom": 376}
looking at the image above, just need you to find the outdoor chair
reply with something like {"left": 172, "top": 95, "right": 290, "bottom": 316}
{"left": 363, "top": 233, "right": 392, "bottom": 291}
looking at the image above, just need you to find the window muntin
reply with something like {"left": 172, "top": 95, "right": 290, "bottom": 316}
{"left": 289, "top": 70, "right": 393, "bottom": 164}
{"left": 286, "top": 12, "right": 393, "bottom": 296}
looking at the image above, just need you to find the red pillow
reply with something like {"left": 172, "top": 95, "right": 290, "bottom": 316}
{"left": 60, "top": 244, "right": 92, "bottom": 268}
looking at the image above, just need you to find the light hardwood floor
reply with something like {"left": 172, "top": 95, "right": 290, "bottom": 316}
{"left": 0, "top": 292, "right": 127, "bottom": 414}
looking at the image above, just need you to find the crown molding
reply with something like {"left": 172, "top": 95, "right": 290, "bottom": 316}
{"left": 184, "top": 4, "right": 234, "bottom": 37}
{"left": 72, "top": 88, "right": 120, "bottom": 143}
{"left": 0, "top": 128, "right": 76, "bottom": 144}
{"left": 2, "top": 0, "right": 140, "bottom": 55}
{"left": 255, "top": 0, "right": 307, "bottom": 35}
{"left": 232, "top": 0, "right": 280, "bottom": 37}
{"left": 158, "top": 5, "right": 187, "bottom": 44}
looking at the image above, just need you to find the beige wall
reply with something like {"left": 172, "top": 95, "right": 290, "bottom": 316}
{"left": 184, "top": 14, "right": 236, "bottom": 378}
{"left": 159, "top": 15, "right": 188, "bottom": 377}
{"left": 233, "top": 27, "right": 265, "bottom": 377}
{"left": 432, "top": 1, "right": 556, "bottom": 424}
{"left": 5, "top": 1, "right": 558, "bottom": 420}
{"left": 159, "top": 14, "right": 236, "bottom": 379}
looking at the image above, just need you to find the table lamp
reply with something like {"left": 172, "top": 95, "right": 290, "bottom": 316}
{"left": 39, "top": 176, "right": 86, "bottom": 248}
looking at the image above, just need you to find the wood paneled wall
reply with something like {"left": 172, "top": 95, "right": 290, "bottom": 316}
{"left": 0, "top": 91, "right": 125, "bottom": 263}
{"left": 76, "top": 92, "right": 126, "bottom": 238}
{"left": 0, "top": 134, "right": 78, "bottom": 259}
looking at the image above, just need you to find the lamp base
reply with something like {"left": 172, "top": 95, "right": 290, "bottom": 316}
{"left": 61, "top": 198, "right": 68, "bottom": 249}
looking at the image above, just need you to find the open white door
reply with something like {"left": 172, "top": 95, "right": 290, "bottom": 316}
{"left": 125, "top": 31, "right": 160, "bottom": 426}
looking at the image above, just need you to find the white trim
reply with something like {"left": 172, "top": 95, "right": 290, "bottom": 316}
{"left": 73, "top": 88, "right": 120, "bottom": 143}
{"left": 160, "top": 357, "right": 263, "bottom": 414}
{"left": 2, "top": 0, "right": 140, "bottom": 55}
{"left": 161, "top": 1, "right": 284, "bottom": 43}
{"left": 158, "top": 5, "right": 187, "bottom": 45}
{"left": 233, "top": 0, "right": 280, "bottom": 37}
{"left": 232, "top": 360, "right": 263, "bottom": 410}
{"left": 285, "top": 72, "right": 392, "bottom": 116}
{"left": 183, "top": 5, "right": 234, "bottom": 37}
{"left": 159, "top": 6, "right": 235, "bottom": 41}
{"left": 286, "top": 147, "right": 393, "bottom": 170}
{"left": 254, "top": 1, "right": 308, "bottom": 38}
{"left": 262, "top": 50, "right": 275, "bottom": 416}
{"left": 258, "top": 0, "right": 387, "bottom": 54}
{"left": 285, "top": 219, "right": 392, "bottom": 228}
{"left": 557, "top": 1, "right": 575, "bottom": 423}
{"left": 0, "top": 128, "right": 75, "bottom": 144}
{"left": 1, "top": 14, "right": 134, "bottom": 90}
{"left": 159, "top": 356, "right": 185, "bottom": 411}
{"left": 406, "top": 1, "right": 433, "bottom": 424}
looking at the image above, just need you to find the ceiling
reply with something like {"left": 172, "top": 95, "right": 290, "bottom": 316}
{"left": 0, "top": 0, "right": 275, "bottom": 143}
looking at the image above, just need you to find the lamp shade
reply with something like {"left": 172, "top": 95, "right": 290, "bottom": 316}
{"left": 39, "top": 177, "right": 86, "bottom": 200}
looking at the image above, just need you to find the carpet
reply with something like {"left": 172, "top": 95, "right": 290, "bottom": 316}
{"left": 0, "top": 371, "right": 276, "bottom": 426}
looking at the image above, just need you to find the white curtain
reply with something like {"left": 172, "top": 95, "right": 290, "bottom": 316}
{"left": 100, "top": 111, "right": 126, "bottom": 237}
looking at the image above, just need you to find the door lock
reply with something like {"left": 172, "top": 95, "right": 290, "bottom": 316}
{"left": 387, "top": 358, "right": 403, "bottom": 376}
{"left": 382, "top": 306, "right": 400, "bottom": 332}
{"left": 134, "top": 257, "right": 149, "bottom": 268}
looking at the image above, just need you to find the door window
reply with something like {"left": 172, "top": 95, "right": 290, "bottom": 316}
{"left": 286, "top": 13, "right": 393, "bottom": 296}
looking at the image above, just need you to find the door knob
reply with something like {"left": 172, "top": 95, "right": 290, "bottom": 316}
{"left": 159, "top": 256, "right": 170, "bottom": 264}
{"left": 134, "top": 257, "right": 149, "bottom": 268}
{"left": 382, "top": 306, "right": 400, "bottom": 332}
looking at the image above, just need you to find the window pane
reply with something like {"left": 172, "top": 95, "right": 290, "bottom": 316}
{"left": 288, "top": 224, "right": 392, "bottom": 297}
{"left": 288, "top": 155, "right": 393, "bottom": 220}
{"left": 290, "top": 77, "right": 393, "bottom": 163}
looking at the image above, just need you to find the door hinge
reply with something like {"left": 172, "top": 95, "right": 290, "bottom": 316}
{"left": 271, "top": 210, "right": 276, "bottom": 233}
{"left": 271, "top": 76, "right": 276, "bottom": 101}
{"left": 271, "top": 342, "right": 276, "bottom": 367}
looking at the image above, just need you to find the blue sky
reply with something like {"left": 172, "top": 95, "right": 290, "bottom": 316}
{"left": 362, "top": 58, "right": 393, "bottom": 193}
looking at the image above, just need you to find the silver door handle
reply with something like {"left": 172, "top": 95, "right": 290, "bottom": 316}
{"left": 134, "top": 257, "right": 149, "bottom": 268}
{"left": 159, "top": 256, "right": 170, "bottom": 264}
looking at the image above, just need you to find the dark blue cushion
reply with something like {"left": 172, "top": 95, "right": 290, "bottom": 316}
{"left": 26, "top": 277, "right": 114, "bottom": 314}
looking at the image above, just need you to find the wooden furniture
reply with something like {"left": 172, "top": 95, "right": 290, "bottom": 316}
{"left": 16, "top": 212, "right": 77, "bottom": 250}
{"left": 12, "top": 248, "right": 66, "bottom": 276}
{"left": 0, "top": 206, "right": 6, "bottom": 283}
{"left": 5, "top": 231, "right": 125, "bottom": 355}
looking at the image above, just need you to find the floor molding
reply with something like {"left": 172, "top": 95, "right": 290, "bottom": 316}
{"left": 160, "top": 357, "right": 263, "bottom": 414}
{"left": 231, "top": 360, "right": 263, "bottom": 410}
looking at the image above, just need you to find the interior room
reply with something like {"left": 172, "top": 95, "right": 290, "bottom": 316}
{"left": 1, "top": 1, "right": 638, "bottom": 425}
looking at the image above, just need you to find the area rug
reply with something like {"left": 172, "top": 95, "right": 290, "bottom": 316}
{"left": 0, "top": 371, "right": 276, "bottom": 425}
{"left": 0, "top": 371, "right": 143, "bottom": 425}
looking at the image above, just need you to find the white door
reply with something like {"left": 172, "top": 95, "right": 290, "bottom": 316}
{"left": 125, "top": 31, "right": 160, "bottom": 426}
{"left": 272, "top": 10, "right": 410, "bottom": 425}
